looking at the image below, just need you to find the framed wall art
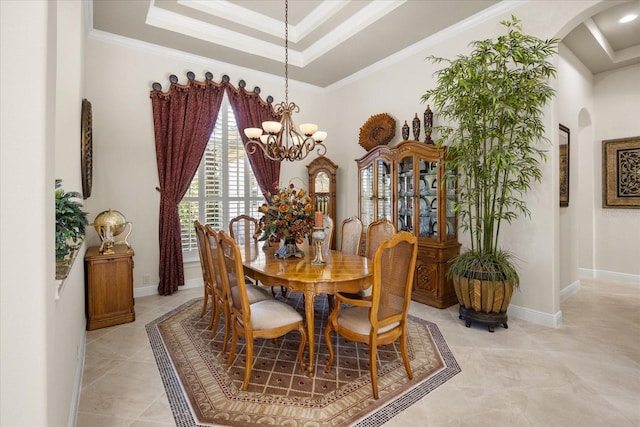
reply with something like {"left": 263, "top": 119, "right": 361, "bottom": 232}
{"left": 559, "top": 124, "right": 570, "bottom": 207}
{"left": 602, "top": 136, "right": 640, "bottom": 209}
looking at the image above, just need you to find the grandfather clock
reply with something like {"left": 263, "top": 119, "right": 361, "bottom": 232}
{"left": 307, "top": 156, "right": 337, "bottom": 249}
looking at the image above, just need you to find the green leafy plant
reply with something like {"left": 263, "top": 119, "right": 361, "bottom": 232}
{"left": 421, "top": 16, "right": 559, "bottom": 287}
{"left": 55, "top": 179, "right": 88, "bottom": 260}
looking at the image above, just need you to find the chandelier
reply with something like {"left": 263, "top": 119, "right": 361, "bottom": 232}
{"left": 243, "top": 0, "right": 327, "bottom": 162}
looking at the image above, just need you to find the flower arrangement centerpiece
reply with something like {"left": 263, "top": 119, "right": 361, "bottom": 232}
{"left": 258, "top": 182, "right": 315, "bottom": 258}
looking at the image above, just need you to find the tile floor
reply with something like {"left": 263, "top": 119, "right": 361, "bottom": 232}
{"left": 76, "top": 278, "right": 640, "bottom": 426}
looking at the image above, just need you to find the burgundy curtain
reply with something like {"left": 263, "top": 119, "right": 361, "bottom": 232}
{"left": 226, "top": 84, "right": 281, "bottom": 196}
{"left": 150, "top": 75, "right": 225, "bottom": 295}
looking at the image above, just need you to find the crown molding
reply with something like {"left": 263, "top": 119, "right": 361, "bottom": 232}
{"left": 147, "top": 0, "right": 405, "bottom": 67}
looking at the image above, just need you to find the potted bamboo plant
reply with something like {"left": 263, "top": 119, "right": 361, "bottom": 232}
{"left": 421, "top": 16, "right": 559, "bottom": 331}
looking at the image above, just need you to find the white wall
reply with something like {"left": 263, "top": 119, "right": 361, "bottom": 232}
{"left": 1, "top": 1, "right": 87, "bottom": 426}
{"left": 50, "top": 2, "right": 88, "bottom": 426}
{"left": 593, "top": 64, "right": 640, "bottom": 280}
{"left": 557, "top": 45, "right": 595, "bottom": 290}
{"left": 1, "top": 2, "right": 51, "bottom": 424}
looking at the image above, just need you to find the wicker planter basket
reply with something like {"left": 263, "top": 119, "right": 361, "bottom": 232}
{"left": 453, "top": 274, "right": 514, "bottom": 332}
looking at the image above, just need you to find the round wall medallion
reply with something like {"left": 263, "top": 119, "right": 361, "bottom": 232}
{"left": 81, "top": 98, "right": 93, "bottom": 199}
{"left": 358, "top": 113, "right": 396, "bottom": 151}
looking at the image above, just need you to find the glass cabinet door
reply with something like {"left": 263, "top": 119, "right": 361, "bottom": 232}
{"left": 359, "top": 164, "right": 374, "bottom": 227}
{"left": 418, "top": 160, "right": 439, "bottom": 238}
{"left": 397, "top": 155, "right": 414, "bottom": 232}
{"left": 376, "top": 160, "right": 391, "bottom": 221}
{"left": 444, "top": 169, "right": 456, "bottom": 239}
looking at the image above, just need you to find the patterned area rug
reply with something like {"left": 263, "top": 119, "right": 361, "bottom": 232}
{"left": 146, "top": 291, "right": 460, "bottom": 427}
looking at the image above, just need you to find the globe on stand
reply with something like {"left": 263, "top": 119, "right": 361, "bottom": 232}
{"left": 90, "top": 209, "right": 132, "bottom": 254}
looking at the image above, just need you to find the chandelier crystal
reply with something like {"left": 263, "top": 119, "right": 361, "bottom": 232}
{"left": 244, "top": 0, "right": 327, "bottom": 162}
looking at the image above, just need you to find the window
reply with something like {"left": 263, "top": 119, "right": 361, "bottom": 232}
{"left": 179, "top": 95, "right": 263, "bottom": 258}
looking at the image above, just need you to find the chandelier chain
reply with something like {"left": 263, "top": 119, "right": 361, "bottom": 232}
{"left": 284, "top": 0, "right": 289, "bottom": 105}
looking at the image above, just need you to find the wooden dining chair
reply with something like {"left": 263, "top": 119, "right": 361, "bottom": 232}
{"left": 229, "top": 214, "right": 268, "bottom": 289}
{"left": 194, "top": 221, "right": 215, "bottom": 320}
{"left": 364, "top": 218, "right": 396, "bottom": 259}
{"left": 204, "top": 225, "right": 271, "bottom": 349}
{"left": 327, "top": 215, "right": 364, "bottom": 310}
{"left": 339, "top": 216, "right": 363, "bottom": 255}
{"left": 217, "top": 230, "right": 307, "bottom": 390}
{"left": 337, "top": 218, "right": 396, "bottom": 301}
{"left": 229, "top": 214, "right": 261, "bottom": 244}
{"left": 324, "top": 231, "right": 418, "bottom": 399}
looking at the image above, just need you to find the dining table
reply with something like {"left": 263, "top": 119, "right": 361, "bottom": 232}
{"left": 239, "top": 240, "right": 372, "bottom": 376}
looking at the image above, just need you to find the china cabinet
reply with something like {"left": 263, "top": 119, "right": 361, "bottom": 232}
{"left": 357, "top": 140, "right": 460, "bottom": 308}
{"left": 307, "top": 156, "right": 337, "bottom": 249}
{"left": 84, "top": 245, "right": 135, "bottom": 330}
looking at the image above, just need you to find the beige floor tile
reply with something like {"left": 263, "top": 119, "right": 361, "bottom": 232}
{"left": 137, "top": 395, "right": 174, "bottom": 424}
{"left": 78, "top": 279, "right": 640, "bottom": 427}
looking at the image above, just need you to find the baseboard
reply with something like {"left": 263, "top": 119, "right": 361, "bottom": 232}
{"left": 560, "top": 279, "right": 581, "bottom": 303}
{"left": 507, "top": 304, "right": 563, "bottom": 328}
{"left": 134, "top": 278, "right": 203, "bottom": 298}
{"left": 578, "top": 268, "right": 640, "bottom": 284}
{"left": 68, "top": 328, "right": 86, "bottom": 427}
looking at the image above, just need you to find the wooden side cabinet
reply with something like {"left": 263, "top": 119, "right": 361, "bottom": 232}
{"left": 84, "top": 245, "right": 135, "bottom": 330}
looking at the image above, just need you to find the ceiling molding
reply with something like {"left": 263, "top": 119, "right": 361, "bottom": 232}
{"left": 177, "top": 0, "right": 351, "bottom": 42}
{"left": 147, "top": 0, "right": 406, "bottom": 67}
{"left": 585, "top": 16, "right": 640, "bottom": 64}
{"left": 87, "top": 28, "right": 325, "bottom": 94}
{"left": 585, "top": 18, "right": 616, "bottom": 59}
{"left": 90, "top": 0, "right": 639, "bottom": 86}
{"left": 326, "top": 0, "right": 519, "bottom": 92}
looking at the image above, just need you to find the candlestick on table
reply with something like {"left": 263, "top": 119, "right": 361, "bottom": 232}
{"left": 311, "top": 226, "right": 326, "bottom": 265}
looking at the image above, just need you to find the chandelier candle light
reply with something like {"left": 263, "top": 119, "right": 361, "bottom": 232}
{"left": 243, "top": 0, "right": 327, "bottom": 162}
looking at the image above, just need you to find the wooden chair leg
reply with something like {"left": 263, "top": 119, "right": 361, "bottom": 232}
{"left": 199, "top": 292, "right": 209, "bottom": 318}
{"left": 242, "top": 338, "right": 254, "bottom": 390}
{"left": 369, "top": 339, "right": 379, "bottom": 399}
{"left": 400, "top": 331, "right": 413, "bottom": 380}
{"left": 227, "top": 322, "right": 238, "bottom": 366}
{"left": 219, "top": 304, "right": 231, "bottom": 352}
{"left": 208, "top": 297, "right": 219, "bottom": 331}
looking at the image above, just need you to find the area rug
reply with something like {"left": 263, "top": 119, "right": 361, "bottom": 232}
{"left": 146, "top": 292, "right": 460, "bottom": 427}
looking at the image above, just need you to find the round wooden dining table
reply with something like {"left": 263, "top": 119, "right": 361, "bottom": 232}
{"left": 238, "top": 241, "right": 372, "bottom": 376}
